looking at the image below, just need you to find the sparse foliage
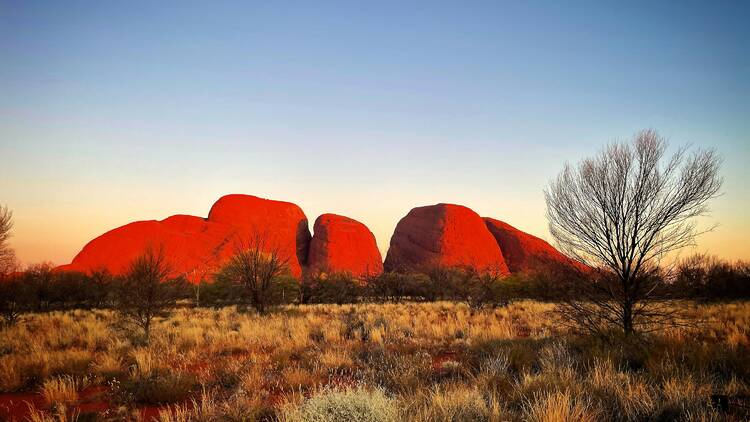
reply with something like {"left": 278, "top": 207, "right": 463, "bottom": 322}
{"left": 114, "top": 246, "right": 181, "bottom": 341}
{"left": 0, "top": 205, "right": 16, "bottom": 276}
{"left": 673, "top": 254, "right": 750, "bottom": 300}
{"left": 463, "top": 270, "right": 509, "bottom": 310}
{"left": 23, "top": 262, "right": 56, "bottom": 312}
{"left": 0, "top": 276, "right": 25, "bottom": 326}
{"left": 0, "top": 207, "right": 23, "bottom": 325}
{"left": 302, "top": 271, "right": 363, "bottom": 304}
{"left": 216, "top": 234, "right": 291, "bottom": 313}
{"left": 545, "top": 130, "right": 722, "bottom": 335}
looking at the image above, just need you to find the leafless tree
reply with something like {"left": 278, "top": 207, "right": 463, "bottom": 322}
{"left": 115, "top": 246, "right": 180, "bottom": 341}
{"left": 0, "top": 205, "right": 17, "bottom": 277}
{"left": 0, "top": 205, "right": 21, "bottom": 325}
{"left": 217, "top": 233, "right": 291, "bottom": 313}
{"left": 545, "top": 130, "right": 722, "bottom": 336}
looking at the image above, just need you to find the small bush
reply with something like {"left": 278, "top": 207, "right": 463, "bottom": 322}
{"left": 302, "top": 272, "right": 363, "bottom": 305}
{"left": 282, "top": 387, "right": 398, "bottom": 422}
{"left": 114, "top": 370, "right": 197, "bottom": 405}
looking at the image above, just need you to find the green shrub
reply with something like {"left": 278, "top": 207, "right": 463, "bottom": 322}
{"left": 302, "top": 272, "right": 363, "bottom": 304}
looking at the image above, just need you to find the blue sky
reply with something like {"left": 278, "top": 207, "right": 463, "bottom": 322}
{"left": 1, "top": 1, "right": 749, "bottom": 264}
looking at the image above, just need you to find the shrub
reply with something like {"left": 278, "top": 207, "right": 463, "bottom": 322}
{"left": 116, "top": 370, "right": 197, "bottom": 405}
{"left": 198, "top": 277, "right": 240, "bottom": 307}
{"left": 367, "top": 272, "right": 428, "bottom": 302}
{"left": 673, "top": 255, "right": 750, "bottom": 300}
{"left": 113, "top": 247, "right": 183, "bottom": 341}
{"left": 0, "top": 276, "right": 27, "bottom": 326}
{"left": 302, "top": 272, "right": 363, "bottom": 304}
{"left": 213, "top": 236, "right": 292, "bottom": 313}
{"left": 282, "top": 386, "right": 398, "bottom": 422}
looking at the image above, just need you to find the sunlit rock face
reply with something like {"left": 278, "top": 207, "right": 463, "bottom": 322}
{"left": 207, "top": 194, "right": 312, "bottom": 274}
{"left": 483, "top": 217, "right": 585, "bottom": 273}
{"left": 59, "top": 194, "right": 311, "bottom": 282}
{"left": 59, "top": 195, "right": 583, "bottom": 284}
{"left": 306, "top": 213, "right": 383, "bottom": 277}
{"left": 383, "top": 203, "right": 509, "bottom": 275}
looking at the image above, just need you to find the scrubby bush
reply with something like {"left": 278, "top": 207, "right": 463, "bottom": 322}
{"left": 302, "top": 272, "right": 363, "bottom": 304}
{"left": 0, "top": 267, "right": 117, "bottom": 319}
{"left": 366, "top": 271, "right": 416, "bottom": 302}
{"left": 673, "top": 255, "right": 750, "bottom": 300}
{"left": 121, "top": 371, "right": 197, "bottom": 405}
{"left": 214, "top": 236, "right": 293, "bottom": 313}
{"left": 21, "top": 262, "right": 56, "bottom": 312}
{"left": 0, "top": 275, "right": 28, "bottom": 326}
{"left": 113, "top": 247, "right": 184, "bottom": 341}
{"left": 282, "top": 387, "right": 399, "bottom": 422}
{"left": 197, "top": 277, "right": 239, "bottom": 307}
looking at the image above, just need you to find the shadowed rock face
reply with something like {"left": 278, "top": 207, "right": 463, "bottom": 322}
{"left": 383, "top": 204, "right": 509, "bottom": 275}
{"left": 307, "top": 214, "right": 383, "bottom": 277}
{"left": 483, "top": 217, "right": 582, "bottom": 273}
{"left": 59, "top": 195, "right": 311, "bottom": 282}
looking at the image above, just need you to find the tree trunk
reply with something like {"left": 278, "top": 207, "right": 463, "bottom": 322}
{"left": 144, "top": 318, "right": 151, "bottom": 343}
{"left": 623, "top": 302, "right": 634, "bottom": 336}
{"left": 252, "top": 289, "right": 265, "bottom": 313}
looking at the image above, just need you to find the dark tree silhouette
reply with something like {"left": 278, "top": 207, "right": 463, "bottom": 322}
{"left": 115, "top": 246, "right": 180, "bottom": 341}
{"left": 23, "top": 262, "right": 55, "bottom": 312}
{"left": 545, "top": 130, "right": 722, "bottom": 335}
{"left": 0, "top": 276, "right": 24, "bottom": 326}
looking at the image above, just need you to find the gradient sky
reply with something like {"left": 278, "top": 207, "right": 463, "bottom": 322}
{"left": 1, "top": 1, "right": 749, "bottom": 266}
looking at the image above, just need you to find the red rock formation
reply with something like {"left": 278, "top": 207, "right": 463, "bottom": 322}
{"left": 384, "top": 204, "right": 508, "bottom": 275}
{"left": 207, "top": 194, "right": 311, "bottom": 273}
{"left": 483, "top": 218, "right": 582, "bottom": 273}
{"left": 59, "top": 195, "right": 312, "bottom": 282}
{"left": 58, "top": 215, "right": 237, "bottom": 282}
{"left": 307, "top": 214, "right": 383, "bottom": 277}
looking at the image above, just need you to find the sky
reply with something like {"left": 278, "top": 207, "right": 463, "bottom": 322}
{"left": 1, "top": 1, "right": 749, "bottom": 266}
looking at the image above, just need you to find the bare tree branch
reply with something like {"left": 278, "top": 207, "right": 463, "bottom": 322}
{"left": 216, "top": 231, "right": 291, "bottom": 313}
{"left": 0, "top": 205, "right": 17, "bottom": 276}
{"left": 545, "top": 130, "right": 722, "bottom": 335}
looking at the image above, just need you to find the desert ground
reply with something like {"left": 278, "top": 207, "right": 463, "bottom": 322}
{"left": 1, "top": 300, "right": 748, "bottom": 422}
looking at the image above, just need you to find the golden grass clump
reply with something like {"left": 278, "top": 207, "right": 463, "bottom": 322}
{"left": 41, "top": 375, "right": 88, "bottom": 407}
{"left": 523, "top": 390, "right": 599, "bottom": 422}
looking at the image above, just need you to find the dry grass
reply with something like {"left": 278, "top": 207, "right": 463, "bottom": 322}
{"left": 523, "top": 390, "right": 598, "bottom": 422}
{"left": 41, "top": 375, "right": 88, "bottom": 407}
{"left": 1, "top": 300, "right": 748, "bottom": 420}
